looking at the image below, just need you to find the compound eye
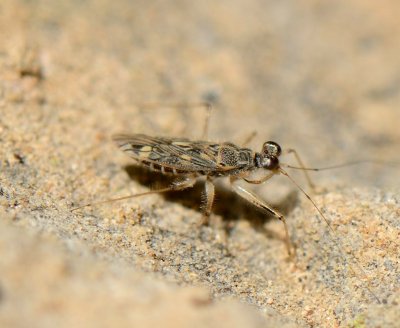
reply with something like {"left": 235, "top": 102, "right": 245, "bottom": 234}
{"left": 262, "top": 141, "right": 282, "bottom": 157}
{"left": 263, "top": 156, "right": 279, "bottom": 170}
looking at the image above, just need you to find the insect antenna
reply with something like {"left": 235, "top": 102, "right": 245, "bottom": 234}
{"left": 278, "top": 167, "right": 382, "bottom": 304}
{"left": 282, "top": 159, "right": 400, "bottom": 171}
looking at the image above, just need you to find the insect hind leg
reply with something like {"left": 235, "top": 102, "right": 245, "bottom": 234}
{"left": 72, "top": 176, "right": 197, "bottom": 212}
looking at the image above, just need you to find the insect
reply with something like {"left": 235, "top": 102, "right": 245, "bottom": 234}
{"left": 111, "top": 135, "right": 302, "bottom": 254}
{"left": 74, "top": 103, "right": 316, "bottom": 256}
{"left": 73, "top": 103, "right": 386, "bottom": 302}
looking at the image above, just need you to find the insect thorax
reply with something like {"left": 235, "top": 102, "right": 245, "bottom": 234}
{"left": 209, "top": 143, "right": 255, "bottom": 176}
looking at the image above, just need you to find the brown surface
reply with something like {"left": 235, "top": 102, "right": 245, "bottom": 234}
{"left": 1, "top": 0, "right": 399, "bottom": 327}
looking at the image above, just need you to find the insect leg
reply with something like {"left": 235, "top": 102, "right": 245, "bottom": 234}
{"left": 283, "top": 148, "right": 316, "bottom": 190}
{"left": 72, "top": 177, "right": 197, "bottom": 211}
{"left": 137, "top": 102, "right": 212, "bottom": 140}
{"left": 170, "top": 176, "right": 197, "bottom": 191}
{"left": 240, "top": 131, "right": 257, "bottom": 147}
{"left": 201, "top": 177, "right": 215, "bottom": 225}
{"left": 229, "top": 177, "right": 293, "bottom": 257}
{"left": 199, "top": 102, "right": 212, "bottom": 140}
{"left": 243, "top": 171, "right": 275, "bottom": 184}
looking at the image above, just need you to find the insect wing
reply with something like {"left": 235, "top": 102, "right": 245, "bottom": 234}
{"left": 113, "top": 134, "right": 220, "bottom": 172}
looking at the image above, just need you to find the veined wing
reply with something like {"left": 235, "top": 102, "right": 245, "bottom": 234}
{"left": 113, "top": 134, "right": 223, "bottom": 172}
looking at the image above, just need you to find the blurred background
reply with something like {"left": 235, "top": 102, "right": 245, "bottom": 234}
{"left": 2, "top": 0, "right": 400, "bottom": 187}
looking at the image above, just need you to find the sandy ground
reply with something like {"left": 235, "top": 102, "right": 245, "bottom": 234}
{"left": 0, "top": 0, "right": 399, "bottom": 327}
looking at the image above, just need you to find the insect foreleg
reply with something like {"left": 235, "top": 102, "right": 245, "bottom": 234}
{"left": 229, "top": 177, "right": 294, "bottom": 257}
{"left": 243, "top": 171, "right": 275, "bottom": 184}
{"left": 283, "top": 148, "right": 315, "bottom": 191}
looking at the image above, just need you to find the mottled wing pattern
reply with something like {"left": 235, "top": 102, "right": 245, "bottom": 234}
{"left": 113, "top": 134, "right": 223, "bottom": 173}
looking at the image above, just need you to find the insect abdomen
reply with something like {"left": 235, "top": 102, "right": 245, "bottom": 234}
{"left": 139, "top": 160, "right": 204, "bottom": 176}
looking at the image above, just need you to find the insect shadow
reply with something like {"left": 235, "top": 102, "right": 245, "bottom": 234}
{"left": 123, "top": 164, "right": 300, "bottom": 239}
